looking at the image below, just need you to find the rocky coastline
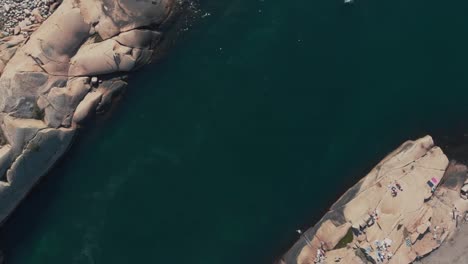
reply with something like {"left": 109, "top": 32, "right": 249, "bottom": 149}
{"left": 0, "top": 0, "right": 191, "bottom": 225}
{"left": 279, "top": 136, "right": 468, "bottom": 264}
{"left": 2, "top": 1, "right": 468, "bottom": 264}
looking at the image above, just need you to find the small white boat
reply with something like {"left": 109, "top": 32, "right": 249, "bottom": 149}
{"left": 344, "top": 0, "right": 354, "bottom": 4}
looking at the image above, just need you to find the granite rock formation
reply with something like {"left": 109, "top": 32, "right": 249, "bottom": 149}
{"left": 280, "top": 136, "right": 468, "bottom": 264}
{"left": 0, "top": 0, "right": 183, "bottom": 223}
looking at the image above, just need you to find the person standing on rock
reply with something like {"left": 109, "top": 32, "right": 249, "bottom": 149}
{"left": 395, "top": 181, "right": 403, "bottom": 191}
{"left": 453, "top": 207, "right": 460, "bottom": 227}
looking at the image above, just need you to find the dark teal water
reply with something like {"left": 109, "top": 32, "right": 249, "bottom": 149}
{"left": 3, "top": 0, "right": 468, "bottom": 263}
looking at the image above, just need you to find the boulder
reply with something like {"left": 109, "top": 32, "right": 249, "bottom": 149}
{"left": 1, "top": 116, "right": 47, "bottom": 156}
{"left": 72, "top": 91, "right": 103, "bottom": 125}
{"left": 43, "top": 77, "right": 91, "bottom": 127}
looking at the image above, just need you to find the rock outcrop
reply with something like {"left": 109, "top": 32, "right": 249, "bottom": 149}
{"left": 0, "top": 0, "right": 59, "bottom": 37}
{"left": 0, "top": 0, "right": 184, "bottom": 223}
{"left": 280, "top": 136, "right": 468, "bottom": 264}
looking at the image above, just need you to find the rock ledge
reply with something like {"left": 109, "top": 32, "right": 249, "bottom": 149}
{"left": 280, "top": 136, "right": 468, "bottom": 264}
{"left": 0, "top": 0, "right": 185, "bottom": 224}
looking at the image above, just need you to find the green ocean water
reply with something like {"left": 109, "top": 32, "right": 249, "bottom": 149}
{"left": 2, "top": 0, "right": 468, "bottom": 263}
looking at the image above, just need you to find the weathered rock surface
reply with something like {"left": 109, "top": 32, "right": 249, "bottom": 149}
{"left": 0, "top": 0, "right": 184, "bottom": 224}
{"left": 280, "top": 136, "right": 468, "bottom": 264}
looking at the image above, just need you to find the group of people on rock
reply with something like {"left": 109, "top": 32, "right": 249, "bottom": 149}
{"left": 453, "top": 206, "right": 461, "bottom": 227}
{"left": 312, "top": 243, "right": 344, "bottom": 263}
{"left": 357, "top": 209, "right": 380, "bottom": 234}
{"left": 374, "top": 239, "right": 393, "bottom": 263}
{"left": 370, "top": 209, "right": 380, "bottom": 223}
{"left": 314, "top": 249, "right": 325, "bottom": 263}
{"left": 431, "top": 225, "right": 444, "bottom": 242}
{"left": 388, "top": 181, "right": 403, "bottom": 197}
{"left": 314, "top": 242, "right": 327, "bottom": 263}
{"left": 452, "top": 206, "right": 468, "bottom": 228}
